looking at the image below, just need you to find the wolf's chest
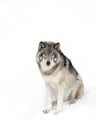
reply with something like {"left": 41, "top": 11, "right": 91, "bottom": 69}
{"left": 43, "top": 71, "right": 62, "bottom": 89}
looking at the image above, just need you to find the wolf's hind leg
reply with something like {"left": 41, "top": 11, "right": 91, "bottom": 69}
{"left": 69, "top": 80, "right": 83, "bottom": 104}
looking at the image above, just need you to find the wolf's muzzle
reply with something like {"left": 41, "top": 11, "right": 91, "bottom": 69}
{"left": 46, "top": 61, "right": 50, "bottom": 66}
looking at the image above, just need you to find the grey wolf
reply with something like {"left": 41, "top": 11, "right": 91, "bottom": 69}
{"left": 36, "top": 41, "right": 84, "bottom": 114}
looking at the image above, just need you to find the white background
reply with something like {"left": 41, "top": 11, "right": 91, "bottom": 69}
{"left": 0, "top": 0, "right": 96, "bottom": 130}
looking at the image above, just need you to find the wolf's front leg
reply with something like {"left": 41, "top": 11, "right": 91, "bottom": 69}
{"left": 54, "top": 86, "right": 64, "bottom": 114}
{"left": 43, "top": 86, "right": 52, "bottom": 114}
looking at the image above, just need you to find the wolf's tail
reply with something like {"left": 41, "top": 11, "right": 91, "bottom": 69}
{"left": 75, "top": 83, "right": 84, "bottom": 99}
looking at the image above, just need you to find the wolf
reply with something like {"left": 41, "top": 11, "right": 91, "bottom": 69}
{"left": 36, "top": 41, "right": 84, "bottom": 114}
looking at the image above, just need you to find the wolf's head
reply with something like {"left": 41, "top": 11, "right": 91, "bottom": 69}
{"left": 36, "top": 41, "right": 62, "bottom": 73}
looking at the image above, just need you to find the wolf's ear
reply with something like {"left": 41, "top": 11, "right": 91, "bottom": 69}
{"left": 38, "top": 41, "right": 46, "bottom": 51}
{"left": 54, "top": 42, "right": 60, "bottom": 51}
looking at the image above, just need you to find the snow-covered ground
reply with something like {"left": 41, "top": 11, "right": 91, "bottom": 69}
{"left": 0, "top": 0, "right": 96, "bottom": 130}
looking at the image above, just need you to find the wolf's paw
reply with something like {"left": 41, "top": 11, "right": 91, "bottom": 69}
{"left": 69, "top": 100, "right": 75, "bottom": 104}
{"left": 53, "top": 109, "right": 62, "bottom": 115}
{"left": 43, "top": 109, "right": 51, "bottom": 114}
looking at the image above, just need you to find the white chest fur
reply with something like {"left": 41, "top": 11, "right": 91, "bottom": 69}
{"left": 43, "top": 71, "right": 62, "bottom": 90}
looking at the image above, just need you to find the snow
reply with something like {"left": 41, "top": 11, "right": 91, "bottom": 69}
{"left": 0, "top": 0, "right": 96, "bottom": 130}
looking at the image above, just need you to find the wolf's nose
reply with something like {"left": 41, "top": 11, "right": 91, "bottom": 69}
{"left": 46, "top": 61, "right": 50, "bottom": 66}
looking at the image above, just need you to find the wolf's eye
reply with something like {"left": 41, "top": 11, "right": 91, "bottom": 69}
{"left": 39, "top": 56, "right": 43, "bottom": 61}
{"left": 52, "top": 54, "right": 55, "bottom": 59}
{"left": 43, "top": 53, "right": 47, "bottom": 57}
{"left": 53, "top": 57, "right": 57, "bottom": 62}
{"left": 52, "top": 54, "right": 57, "bottom": 62}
